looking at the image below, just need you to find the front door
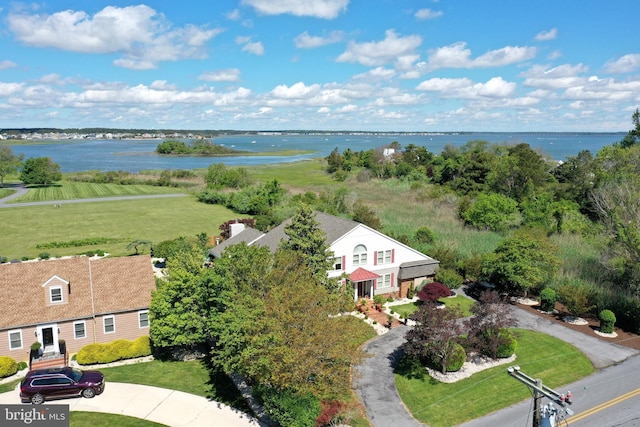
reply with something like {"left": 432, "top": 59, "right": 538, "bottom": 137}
{"left": 36, "top": 324, "right": 59, "bottom": 354}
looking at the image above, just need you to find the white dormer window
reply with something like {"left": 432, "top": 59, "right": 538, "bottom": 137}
{"left": 50, "top": 286, "right": 63, "bottom": 303}
{"left": 353, "top": 244, "right": 368, "bottom": 266}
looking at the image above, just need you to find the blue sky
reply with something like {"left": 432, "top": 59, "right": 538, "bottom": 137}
{"left": 0, "top": 0, "right": 638, "bottom": 132}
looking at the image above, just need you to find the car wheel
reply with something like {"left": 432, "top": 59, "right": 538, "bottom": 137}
{"left": 30, "top": 393, "right": 45, "bottom": 405}
{"left": 82, "top": 388, "right": 96, "bottom": 398}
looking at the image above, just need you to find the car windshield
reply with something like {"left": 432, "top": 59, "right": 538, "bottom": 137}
{"left": 69, "top": 368, "right": 83, "bottom": 382}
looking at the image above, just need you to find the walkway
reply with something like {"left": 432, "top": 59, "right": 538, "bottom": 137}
{"left": 0, "top": 382, "right": 264, "bottom": 427}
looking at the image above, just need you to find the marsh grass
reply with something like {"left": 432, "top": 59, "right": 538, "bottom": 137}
{"left": 396, "top": 329, "right": 594, "bottom": 427}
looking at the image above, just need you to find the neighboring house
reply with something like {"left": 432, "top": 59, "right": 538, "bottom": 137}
{"left": 210, "top": 212, "right": 439, "bottom": 300}
{"left": 0, "top": 255, "right": 156, "bottom": 362}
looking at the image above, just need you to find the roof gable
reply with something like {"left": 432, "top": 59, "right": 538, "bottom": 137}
{"left": 41, "top": 275, "right": 70, "bottom": 288}
{"left": 0, "top": 255, "right": 156, "bottom": 330}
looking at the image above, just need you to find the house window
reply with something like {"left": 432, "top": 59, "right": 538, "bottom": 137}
{"left": 376, "top": 273, "right": 392, "bottom": 289}
{"left": 103, "top": 316, "right": 115, "bottom": 334}
{"left": 353, "top": 245, "right": 368, "bottom": 266}
{"left": 332, "top": 257, "right": 343, "bottom": 270}
{"left": 50, "top": 286, "right": 63, "bottom": 303}
{"left": 377, "top": 250, "right": 393, "bottom": 265}
{"left": 74, "top": 321, "right": 86, "bottom": 339}
{"left": 8, "top": 330, "right": 22, "bottom": 350}
{"left": 139, "top": 311, "right": 149, "bottom": 328}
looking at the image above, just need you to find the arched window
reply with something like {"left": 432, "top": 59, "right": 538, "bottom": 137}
{"left": 353, "top": 244, "right": 368, "bottom": 266}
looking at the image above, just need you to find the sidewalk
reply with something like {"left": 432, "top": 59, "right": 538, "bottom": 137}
{"left": 0, "top": 382, "right": 264, "bottom": 427}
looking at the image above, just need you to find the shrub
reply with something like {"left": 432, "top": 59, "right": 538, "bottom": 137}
{"left": 17, "top": 361, "right": 28, "bottom": 371}
{"left": 414, "top": 227, "right": 435, "bottom": 244}
{"left": 76, "top": 336, "right": 152, "bottom": 365}
{"left": 38, "top": 252, "right": 50, "bottom": 260}
{"left": 373, "top": 295, "right": 386, "bottom": 305}
{"left": 316, "top": 401, "right": 346, "bottom": 427}
{"left": 539, "top": 287, "right": 557, "bottom": 312}
{"left": 496, "top": 330, "right": 518, "bottom": 358}
{"left": 444, "top": 342, "right": 466, "bottom": 372}
{"left": 255, "top": 385, "right": 321, "bottom": 427}
{"left": 407, "top": 283, "right": 415, "bottom": 299}
{"left": 599, "top": 309, "right": 617, "bottom": 334}
{"left": 436, "top": 268, "right": 464, "bottom": 289}
{"left": 556, "top": 279, "right": 597, "bottom": 317}
{"left": 417, "top": 282, "right": 451, "bottom": 302}
{"left": 0, "top": 356, "right": 18, "bottom": 378}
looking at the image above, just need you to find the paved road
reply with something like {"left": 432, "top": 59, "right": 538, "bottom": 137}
{"left": 353, "top": 305, "right": 639, "bottom": 427}
{"left": 0, "top": 382, "right": 264, "bottom": 427}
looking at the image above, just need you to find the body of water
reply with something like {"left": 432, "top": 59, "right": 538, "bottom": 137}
{"left": 7, "top": 132, "right": 623, "bottom": 173}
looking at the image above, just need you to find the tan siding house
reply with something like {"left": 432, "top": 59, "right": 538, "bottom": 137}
{"left": 0, "top": 255, "right": 156, "bottom": 362}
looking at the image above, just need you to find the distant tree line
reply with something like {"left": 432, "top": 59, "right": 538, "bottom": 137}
{"left": 156, "top": 139, "right": 247, "bottom": 156}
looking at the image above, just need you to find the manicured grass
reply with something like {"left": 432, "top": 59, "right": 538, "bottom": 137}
{"left": 0, "top": 196, "right": 244, "bottom": 259}
{"left": 395, "top": 329, "right": 595, "bottom": 427}
{"left": 0, "top": 188, "right": 14, "bottom": 199}
{"left": 71, "top": 412, "right": 166, "bottom": 427}
{"left": 0, "top": 379, "right": 20, "bottom": 394}
{"left": 101, "top": 360, "right": 212, "bottom": 398}
{"left": 9, "top": 181, "right": 183, "bottom": 203}
{"left": 392, "top": 296, "right": 477, "bottom": 318}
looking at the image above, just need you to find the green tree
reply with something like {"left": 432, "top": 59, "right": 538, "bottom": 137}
{"left": 19, "top": 157, "right": 61, "bottom": 186}
{"left": 352, "top": 200, "right": 382, "bottom": 230}
{"left": 460, "top": 192, "right": 518, "bottom": 232}
{"left": 127, "top": 240, "right": 152, "bottom": 255}
{"left": 483, "top": 231, "right": 560, "bottom": 297}
{"left": 619, "top": 108, "right": 640, "bottom": 148}
{"left": 280, "top": 204, "right": 336, "bottom": 291}
{"left": 0, "top": 146, "right": 24, "bottom": 187}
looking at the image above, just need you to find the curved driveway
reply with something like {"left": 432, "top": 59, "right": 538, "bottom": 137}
{"left": 0, "top": 382, "right": 264, "bottom": 427}
{"left": 353, "top": 305, "right": 639, "bottom": 427}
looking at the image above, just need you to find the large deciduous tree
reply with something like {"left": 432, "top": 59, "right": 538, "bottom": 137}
{"left": 482, "top": 230, "right": 560, "bottom": 297}
{"left": 0, "top": 146, "right": 24, "bottom": 187}
{"left": 19, "top": 157, "right": 61, "bottom": 186}
{"left": 460, "top": 192, "right": 519, "bottom": 232}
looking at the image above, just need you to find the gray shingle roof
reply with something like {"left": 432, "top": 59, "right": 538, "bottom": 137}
{"left": 209, "top": 227, "right": 265, "bottom": 258}
{"left": 398, "top": 259, "right": 440, "bottom": 280}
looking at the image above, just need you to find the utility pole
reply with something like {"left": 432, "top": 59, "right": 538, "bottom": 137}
{"left": 507, "top": 365, "right": 574, "bottom": 427}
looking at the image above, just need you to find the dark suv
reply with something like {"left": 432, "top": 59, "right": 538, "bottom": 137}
{"left": 20, "top": 367, "right": 105, "bottom": 404}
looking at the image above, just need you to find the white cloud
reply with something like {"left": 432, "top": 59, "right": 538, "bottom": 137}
{"left": 415, "top": 8, "right": 443, "bottom": 20}
{"left": 8, "top": 5, "right": 223, "bottom": 69}
{"left": 242, "top": 0, "right": 349, "bottom": 19}
{"left": 236, "top": 37, "right": 265, "bottom": 55}
{"left": 294, "top": 31, "right": 344, "bottom": 48}
{"left": 604, "top": 54, "right": 640, "bottom": 74}
{"left": 426, "top": 42, "right": 536, "bottom": 70}
{"left": 227, "top": 9, "right": 242, "bottom": 20}
{"left": 417, "top": 76, "right": 516, "bottom": 98}
{"left": 0, "top": 60, "right": 17, "bottom": 70}
{"left": 199, "top": 69, "right": 241, "bottom": 82}
{"left": 535, "top": 28, "right": 557, "bottom": 41}
{"left": 337, "top": 30, "right": 422, "bottom": 67}
{"left": 271, "top": 82, "right": 321, "bottom": 99}
{"left": 521, "top": 64, "right": 589, "bottom": 89}
{"left": 0, "top": 82, "right": 24, "bottom": 96}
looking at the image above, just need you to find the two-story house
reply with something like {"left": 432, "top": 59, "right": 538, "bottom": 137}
{"left": 210, "top": 212, "right": 439, "bottom": 300}
{"left": 0, "top": 255, "right": 156, "bottom": 362}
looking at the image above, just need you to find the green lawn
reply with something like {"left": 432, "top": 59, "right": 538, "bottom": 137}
{"left": 395, "top": 329, "right": 595, "bottom": 427}
{"left": 71, "top": 412, "right": 166, "bottom": 427}
{"left": 0, "top": 188, "right": 14, "bottom": 199}
{"left": 9, "top": 181, "right": 184, "bottom": 203}
{"left": 392, "top": 295, "right": 477, "bottom": 318}
{"left": 0, "top": 196, "right": 244, "bottom": 259}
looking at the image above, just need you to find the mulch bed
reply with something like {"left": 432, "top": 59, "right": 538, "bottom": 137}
{"left": 516, "top": 302, "right": 640, "bottom": 350}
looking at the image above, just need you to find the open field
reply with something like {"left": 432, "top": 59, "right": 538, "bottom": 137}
{"left": 9, "top": 182, "right": 185, "bottom": 203}
{"left": 0, "top": 196, "right": 243, "bottom": 259}
{"left": 395, "top": 328, "right": 595, "bottom": 427}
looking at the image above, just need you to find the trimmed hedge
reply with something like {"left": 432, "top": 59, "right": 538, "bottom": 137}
{"left": 445, "top": 343, "right": 466, "bottom": 372}
{"left": 599, "top": 309, "right": 617, "bottom": 334}
{"left": 496, "top": 330, "right": 518, "bottom": 358}
{"left": 76, "top": 336, "right": 151, "bottom": 365}
{"left": 539, "top": 287, "right": 557, "bottom": 312}
{"left": 0, "top": 356, "right": 18, "bottom": 378}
